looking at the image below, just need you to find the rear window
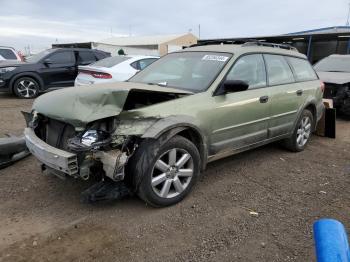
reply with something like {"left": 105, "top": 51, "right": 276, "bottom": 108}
{"left": 264, "top": 54, "right": 295, "bottom": 85}
{"left": 0, "top": 48, "right": 17, "bottom": 60}
{"left": 77, "top": 51, "right": 97, "bottom": 65}
{"left": 287, "top": 57, "right": 318, "bottom": 81}
{"left": 92, "top": 56, "right": 130, "bottom": 68}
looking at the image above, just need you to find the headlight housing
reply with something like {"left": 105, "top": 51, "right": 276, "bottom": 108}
{"left": 0, "top": 67, "right": 17, "bottom": 74}
{"left": 81, "top": 129, "right": 110, "bottom": 146}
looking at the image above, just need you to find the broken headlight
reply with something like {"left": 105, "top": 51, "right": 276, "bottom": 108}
{"left": 81, "top": 130, "right": 110, "bottom": 146}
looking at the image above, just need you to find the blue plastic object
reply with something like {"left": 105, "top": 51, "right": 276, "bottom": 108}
{"left": 313, "top": 219, "right": 350, "bottom": 262}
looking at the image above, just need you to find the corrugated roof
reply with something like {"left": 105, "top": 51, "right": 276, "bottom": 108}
{"left": 97, "top": 33, "right": 196, "bottom": 46}
{"left": 287, "top": 26, "right": 350, "bottom": 35}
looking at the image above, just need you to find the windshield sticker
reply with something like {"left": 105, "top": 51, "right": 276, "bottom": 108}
{"left": 202, "top": 55, "right": 229, "bottom": 62}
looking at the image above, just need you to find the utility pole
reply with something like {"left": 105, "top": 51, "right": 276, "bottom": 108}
{"left": 198, "top": 24, "right": 201, "bottom": 39}
{"left": 346, "top": 1, "right": 350, "bottom": 26}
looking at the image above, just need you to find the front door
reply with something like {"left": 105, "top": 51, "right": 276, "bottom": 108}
{"left": 209, "top": 54, "right": 271, "bottom": 154}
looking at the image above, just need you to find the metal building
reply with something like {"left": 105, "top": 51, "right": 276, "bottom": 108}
{"left": 198, "top": 26, "right": 350, "bottom": 64}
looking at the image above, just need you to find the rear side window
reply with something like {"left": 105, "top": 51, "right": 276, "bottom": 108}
{"left": 48, "top": 51, "right": 74, "bottom": 64}
{"left": 77, "top": 51, "right": 97, "bottom": 65}
{"left": 264, "top": 54, "right": 294, "bottom": 85}
{"left": 286, "top": 57, "right": 318, "bottom": 81}
{"left": 130, "top": 59, "right": 158, "bottom": 70}
{"left": 139, "top": 58, "right": 158, "bottom": 70}
{"left": 94, "top": 51, "right": 109, "bottom": 60}
{"left": 226, "top": 54, "right": 267, "bottom": 89}
{"left": 0, "top": 48, "right": 17, "bottom": 59}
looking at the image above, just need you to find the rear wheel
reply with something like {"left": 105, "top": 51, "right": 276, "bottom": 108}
{"left": 13, "top": 77, "right": 39, "bottom": 99}
{"left": 283, "top": 109, "right": 314, "bottom": 152}
{"left": 130, "top": 135, "right": 200, "bottom": 207}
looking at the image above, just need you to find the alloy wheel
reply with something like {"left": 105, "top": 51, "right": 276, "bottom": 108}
{"left": 16, "top": 79, "right": 37, "bottom": 98}
{"left": 151, "top": 148, "right": 194, "bottom": 199}
{"left": 296, "top": 116, "right": 311, "bottom": 147}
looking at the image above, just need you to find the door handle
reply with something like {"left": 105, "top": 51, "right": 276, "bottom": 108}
{"left": 296, "top": 90, "right": 303, "bottom": 96}
{"left": 259, "top": 96, "right": 269, "bottom": 103}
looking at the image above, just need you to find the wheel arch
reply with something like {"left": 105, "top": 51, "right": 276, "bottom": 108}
{"left": 303, "top": 102, "right": 317, "bottom": 131}
{"left": 141, "top": 115, "right": 209, "bottom": 171}
{"left": 10, "top": 72, "right": 44, "bottom": 93}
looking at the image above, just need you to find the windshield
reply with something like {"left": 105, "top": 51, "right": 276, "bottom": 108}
{"left": 314, "top": 56, "right": 350, "bottom": 73}
{"left": 26, "top": 49, "right": 54, "bottom": 63}
{"left": 91, "top": 56, "right": 130, "bottom": 68}
{"left": 129, "top": 51, "right": 232, "bottom": 92}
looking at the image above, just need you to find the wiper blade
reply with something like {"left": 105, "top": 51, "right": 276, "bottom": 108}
{"left": 147, "top": 82, "right": 168, "bottom": 87}
{"left": 325, "top": 70, "right": 348, "bottom": 73}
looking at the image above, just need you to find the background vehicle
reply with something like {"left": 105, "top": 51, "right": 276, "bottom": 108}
{"left": 314, "top": 54, "right": 350, "bottom": 116}
{"left": 24, "top": 42, "right": 324, "bottom": 207}
{"left": 0, "top": 46, "right": 22, "bottom": 62}
{"left": 74, "top": 55, "right": 158, "bottom": 86}
{"left": 0, "top": 48, "right": 110, "bottom": 98}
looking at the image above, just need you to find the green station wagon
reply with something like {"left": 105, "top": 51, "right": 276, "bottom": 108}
{"left": 24, "top": 42, "right": 324, "bottom": 207}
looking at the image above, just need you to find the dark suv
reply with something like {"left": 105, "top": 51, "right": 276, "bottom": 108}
{"left": 0, "top": 48, "right": 110, "bottom": 98}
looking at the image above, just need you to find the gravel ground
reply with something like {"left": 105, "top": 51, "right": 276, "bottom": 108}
{"left": 0, "top": 93, "right": 349, "bottom": 262}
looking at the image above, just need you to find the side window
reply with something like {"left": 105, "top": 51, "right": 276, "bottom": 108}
{"left": 226, "top": 54, "right": 267, "bottom": 89}
{"left": 78, "top": 51, "right": 97, "bottom": 65}
{"left": 286, "top": 57, "right": 318, "bottom": 81}
{"left": 48, "top": 51, "right": 74, "bottom": 64}
{"left": 130, "top": 61, "right": 140, "bottom": 70}
{"left": 0, "top": 49, "right": 17, "bottom": 59}
{"left": 139, "top": 58, "right": 157, "bottom": 70}
{"left": 264, "top": 54, "right": 295, "bottom": 85}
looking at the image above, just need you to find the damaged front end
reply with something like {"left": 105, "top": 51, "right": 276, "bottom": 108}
{"left": 23, "top": 82, "right": 190, "bottom": 181}
{"left": 24, "top": 111, "right": 154, "bottom": 182}
{"left": 323, "top": 83, "right": 350, "bottom": 115}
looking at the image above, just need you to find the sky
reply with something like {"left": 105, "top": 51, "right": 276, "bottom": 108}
{"left": 0, "top": 0, "right": 349, "bottom": 53}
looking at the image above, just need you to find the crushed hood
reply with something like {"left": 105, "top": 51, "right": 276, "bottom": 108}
{"left": 32, "top": 82, "right": 191, "bottom": 128}
{"left": 317, "top": 71, "right": 350, "bottom": 85}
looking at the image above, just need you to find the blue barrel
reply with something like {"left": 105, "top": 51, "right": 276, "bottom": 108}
{"left": 313, "top": 219, "right": 350, "bottom": 262}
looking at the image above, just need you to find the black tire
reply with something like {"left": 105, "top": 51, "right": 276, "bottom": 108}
{"left": 129, "top": 135, "right": 200, "bottom": 207}
{"left": 283, "top": 109, "right": 314, "bottom": 152}
{"left": 13, "top": 77, "right": 40, "bottom": 99}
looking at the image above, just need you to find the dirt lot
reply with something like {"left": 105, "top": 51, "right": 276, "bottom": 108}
{"left": 0, "top": 93, "right": 349, "bottom": 262}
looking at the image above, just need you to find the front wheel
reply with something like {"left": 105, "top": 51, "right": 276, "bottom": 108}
{"left": 283, "top": 109, "right": 314, "bottom": 152}
{"left": 13, "top": 77, "right": 40, "bottom": 99}
{"left": 130, "top": 135, "right": 200, "bottom": 207}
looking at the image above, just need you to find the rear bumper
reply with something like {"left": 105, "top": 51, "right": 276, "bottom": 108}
{"left": 24, "top": 128, "right": 78, "bottom": 176}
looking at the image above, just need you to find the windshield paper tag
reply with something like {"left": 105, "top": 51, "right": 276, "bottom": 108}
{"left": 202, "top": 55, "right": 229, "bottom": 62}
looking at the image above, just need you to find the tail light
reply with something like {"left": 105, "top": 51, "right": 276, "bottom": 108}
{"left": 320, "top": 81, "right": 325, "bottom": 93}
{"left": 79, "top": 70, "right": 112, "bottom": 79}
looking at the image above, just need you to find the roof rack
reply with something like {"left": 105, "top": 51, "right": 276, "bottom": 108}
{"left": 189, "top": 39, "right": 297, "bottom": 51}
{"left": 189, "top": 39, "right": 254, "bottom": 47}
{"left": 242, "top": 41, "right": 297, "bottom": 51}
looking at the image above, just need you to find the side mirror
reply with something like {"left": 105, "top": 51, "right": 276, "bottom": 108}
{"left": 43, "top": 58, "right": 52, "bottom": 65}
{"left": 216, "top": 80, "right": 249, "bottom": 95}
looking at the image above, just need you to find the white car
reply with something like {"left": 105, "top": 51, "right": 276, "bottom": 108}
{"left": 74, "top": 55, "right": 158, "bottom": 86}
{"left": 0, "top": 46, "right": 22, "bottom": 61}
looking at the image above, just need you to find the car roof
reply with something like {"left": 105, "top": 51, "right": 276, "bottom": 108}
{"left": 181, "top": 44, "right": 307, "bottom": 59}
{"left": 126, "top": 55, "right": 159, "bottom": 59}
{"left": 52, "top": 48, "right": 107, "bottom": 53}
{"left": 0, "top": 46, "right": 16, "bottom": 50}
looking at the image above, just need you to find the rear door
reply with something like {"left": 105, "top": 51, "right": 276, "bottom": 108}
{"left": 210, "top": 54, "right": 271, "bottom": 152}
{"left": 40, "top": 50, "right": 76, "bottom": 88}
{"left": 263, "top": 54, "right": 300, "bottom": 138}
